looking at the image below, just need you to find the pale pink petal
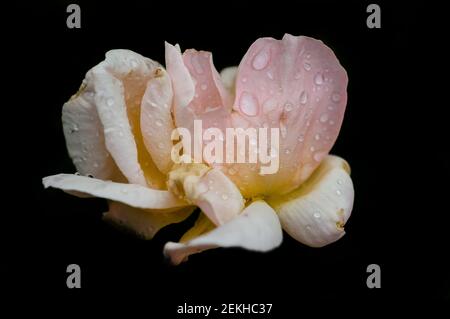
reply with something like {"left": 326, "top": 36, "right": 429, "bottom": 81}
{"left": 62, "top": 84, "right": 117, "bottom": 180}
{"left": 226, "top": 34, "right": 348, "bottom": 195}
{"left": 43, "top": 174, "right": 189, "bottom": 209}
{"left": 140, "top": 68, "right": 175, "bottom": 174}
{"left": 164, "top": 200, "right": 282, "bottom": 265}
{"left": 103, "top": 201, "right": 194, "bottom": 239}
{"left": 167, "top": 165, "right": 244, "bottom": 225}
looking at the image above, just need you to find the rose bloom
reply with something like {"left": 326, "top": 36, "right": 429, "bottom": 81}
{"left": 44, "top": 34, "right": 353, "bottom": 265}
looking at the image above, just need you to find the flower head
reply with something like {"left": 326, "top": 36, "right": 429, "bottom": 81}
{"left": 43, "top": 34, "right": 354, "bottom": 264}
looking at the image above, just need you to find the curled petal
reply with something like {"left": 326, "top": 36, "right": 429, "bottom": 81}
{"left": 103, "top": 201, "right": 194, "bottom": 239}
{"left": 167, "top": 164, "right": 244, "bottom": 225}
{"left": 164, "top": 200, "right": 283, "bottom": 265}
{"left": 42, "top": 174, "right": 189, "bottom": 210}
{"left": 87, "top": 49, "right": 166, "bottom": 188}
{"left": 140, "top": 68, "right": 175, "bottom": 174}
{"left": 267, "top": 155, "right": 354, "bottom": 247}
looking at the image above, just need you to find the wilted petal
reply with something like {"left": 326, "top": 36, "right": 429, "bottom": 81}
{"left": 140, "top": 68, "right": 175, "bottom": 174}
{"left": 267, "top": 155, "right": 354, "bottom": 247}
{"left": 167, "top": 164, "right": 244, "bottom": 225}
{"left": 103, "top": 201, "right": 194, "bottom": 239}
{"left": 164, "top": 200, "right": 282, "bottom": 265}
{"left": 43, "top": 174, "right": 189, "bottom": 210}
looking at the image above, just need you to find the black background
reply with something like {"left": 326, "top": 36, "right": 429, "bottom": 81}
{"left": 4, "top": 0, "right": 449, "bottom": 314}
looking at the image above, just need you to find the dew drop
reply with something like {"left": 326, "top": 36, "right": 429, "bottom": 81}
{"left": 121, "top": 188, "right": 128, "bottom": 194}
{"left": 336, "top": 189, "right": 342, "bottom": 196}
{"left": 155, "top": 120, "right": 163, "bottom": 127}
{"left": 298, "top": 134, "right": 304, "bottom": 142}
{"left": 252, "top": 49, "right": 270, "bottom": 70}
{"left": 329, "top": 120, "right": 335, "bottom": 125}
{"left": 314, "top": 133, "right": 321, "bottom": 141}
{"left": 284, "top": 102, "right": 293, "bottom": 112}
{"left": 242, "top": 77, "right": 248, "bottom": 83}
{"left": 267, "top": 71, "right": 274, "bottom": 80}
{"left": 320, "top": 113, "right": 329, "bottom": 123}
{"left": 337, "top": 179, "right": 343, "bottom": 185}
{"left": 303, "top": 62, "right": 311, "bottom": 71}
{"left": 239, "top": 92, "right": 259, "bottom": 116}
{"left": 285, "top": 149, "right": 291, "bottom": 155}
{"left": 228, "top": 167, "right": 237, "bottom": 175}
{"left": 299, "top": 90, "right": 308, "bottom": 105}
{"left": 200, "top": 83, "right": 208, "bottom": 91}
{"left": 118, "top": 131, "right": 124, "bottom": 137}
{"left": 313, "top": 152, "right": 323, "bottom": 162}
{"left": 314, "top": 72, "right": 324, "bottom": 85}
{"left": 310, "top": 146, "right": 315, "bottom": 152}
{"left": 313, "top": 211, "right": 321, "bottom": 219}
{"left": 221, "top": 194, "right": 229, "bottom": 200}
{"left": 294, "top": 72, "right": 302, "bottom": 80}
{"left": 106, "top": 98, "right": 114, "bottom": 106}
{"left": 158, "top": 142, "right": 164, "bottom": 149}
{"left": 331, "top": 92, "right": 341, "bottom": 103}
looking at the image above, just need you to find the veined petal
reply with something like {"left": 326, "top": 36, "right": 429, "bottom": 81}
{"left": 140, "top": 68, "right": 175, "bottom": 174}
{"left": 43, "top": 174, "right": 189, "bottom": 210}
{"left": 164, "top": 200, "right": 282, "bottom": 265}
{"left": 103, "top": 201, "right": 194, "bottom": 239}
{"left": 167, "top": 164, "right": 244, "bottom": 225}
{"left": 267, "top": 155, "right": 354, "bottom": 247}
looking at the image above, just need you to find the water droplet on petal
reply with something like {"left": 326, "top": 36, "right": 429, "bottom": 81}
{"left": 252, "top": 49, "right": 270, "bottom": 70}
{"left": 329, "top": 120, "right": 335, "bottom": 125}
{"left": 336, "top": 189, "right": 342, "bottom": 196}
{"left": 314, "top": 72, "right": 324, "bottom": 85}
{"left": 313, "top": 152, "right": 324, "bottom": 162}
{"left": 298, "top": 134, "right": 304, "bottom": 142}
{"left": 299, "top": 91, "right": 308, "bottom": 105}
{"left": 228, "top": 167, "right": 237, "bottom": 175}
{"left": 221, "top": 194, "right": 229, "bottom": 200}
{"left": 106, "top": 98, "right": 114, "bottom": 106}
{"left": 285, "top": 149, "right": 291, "bottom": 155}
{"left": 313, "top": 211, "right": 321, "bottom": 219}
{"left": 200, "top": 83, "right": 207, "bottom": 91}
{"left": 303, "top": 62, "right": 311, "bottom": 71}
{"left": 337, "top": 179, "right": 343, "bottom": 185}
{"left": 315, "top": 133, "right": 321, "bottom": 140}
{"left": 239, "top": 92, "right": 259, "bottom": 116}
{"left": 331, "top": 92, "right": 341, "bottom": 102}
{"left": 118, "top": 131, "right": 124, "bottom": 137}
{"left": 320, "top": 113, "right": 329, "bottom": 123}
{"left": 310, "top": 146, "right": 315, "bottom": 152}
{"left": 157, "top": 142, "right": 164, "bottom": 149}
{"left": 284, "top": 102, "right": 293, "bottom": 112}
{"left": 266, "top": 71, "right": 274, "bottom": 80}
{"left": 155, "top": 120, "right": 163, "bottom": 127}
{"left": 121, "top": 188, "right": 128, "bottom": 194}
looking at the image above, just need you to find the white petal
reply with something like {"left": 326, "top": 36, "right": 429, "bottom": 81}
{"left": 62, "top": 83, "right": 117, "bottom": 180}
{"left": 164, "top": 200, "right": 283, "bottom": 265}
{"left": 103, "top": 201, "right": 194, "bottom": 239}
{"left": 267, "top": 155, "right": 354, "bottom": 247}
{"left": 88, "top": 49, "right": 161, "bottom": 186}
{"left": 42, "top": 174, "right": 189, "bottom": 210}
{"left": 140, "top": 68, "right": 175, "bottom": 174}
{"left": 220, "top": 66, "right": 238, "bottom": 94}
{"left": 167, "top": 164, "right": 244, "bottom": 225}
